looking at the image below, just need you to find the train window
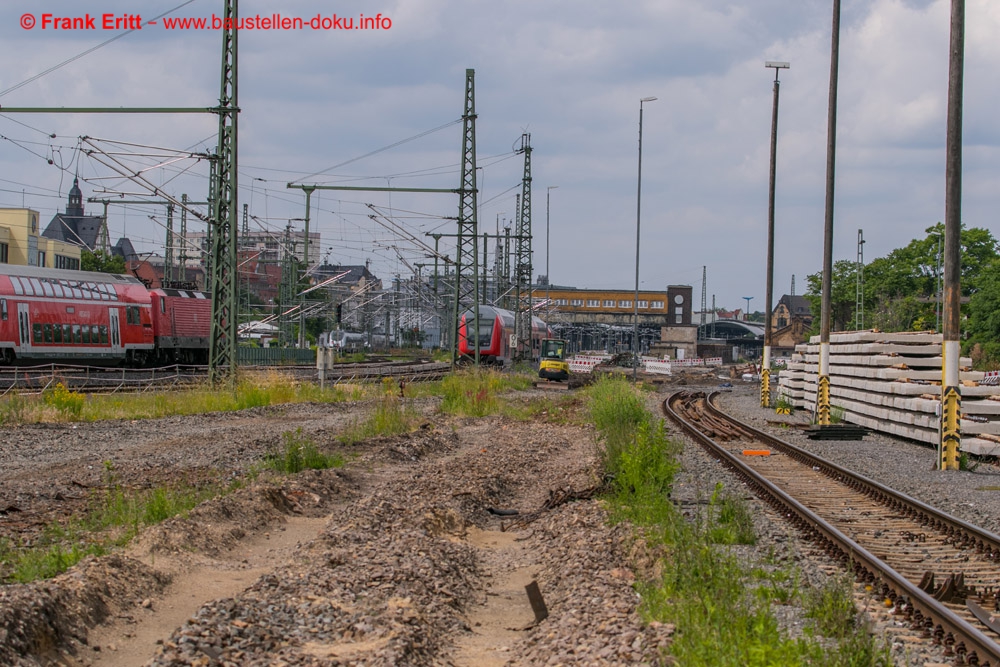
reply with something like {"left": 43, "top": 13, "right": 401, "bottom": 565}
{"left": 32, "top": 323, "right": 41, "bottom": 344}
{"left": 99, "top": 326, "right": 108, "bottom": 344}
{"left": 65, "top": 306, "right": 74, "bottom": 314}
{"left": 62, "top": 324, "right": 71, "bottom": 343}
{"left": 52, "top": 283, "right": 65, "bottom": 298}
{"left": 52, "top": 324, "right": 62, "bottom": 344}
{"left": 42, "top": 281, "right": 54, "bottom": 297}
{"left": 126, "top": 306, "right": 138, "bottom": 325}
{"left": 72, "top": 325, "right": 82, "bottom": 344}
{"left": 43, "top": 324, "right": 53, "bottom": 344}
{"left": 0, "top": 298, "right": 6, "bottom": 321}
{"left": 85, "top": 326, "right": 94, "bottom": 344}
{"left": 160, "top": 296, "right": 166, "bottom": 313}
{"left": 10, "top": 278, "right": 23, "bottom": 295}
{"left": 84, "top": 283, "right": 96, "bottom": 299}
{"left": 28, "top": 278, "right": 42, "bottom": 295}
{"left": 72, "top": 286, "right": 83, "bottom": 299}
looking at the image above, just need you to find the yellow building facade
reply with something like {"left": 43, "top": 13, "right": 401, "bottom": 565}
{"left": 0, "top": 209, "right": 82, "bottom": 270}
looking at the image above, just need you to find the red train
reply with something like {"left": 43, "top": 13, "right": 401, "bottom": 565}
{"left": 458, "top": 305, "right": 551, "bottom": 366}
{"left": 0, "top": 264, "right": 211, "bottom": 367}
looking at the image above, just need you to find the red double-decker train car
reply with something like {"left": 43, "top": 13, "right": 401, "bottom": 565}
{"left": 0, "top": 264, "right": 211, "bottom": 367}
{"left": 458, "top": 305, "right": 551, "bottom": 366}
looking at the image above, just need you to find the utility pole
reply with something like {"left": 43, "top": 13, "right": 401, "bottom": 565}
{"left": 700, "top": 266, "right": 707, "bottom": 330}
{"left": 940, "top": 0, "right": 965, "bottom": 470}
{"left": 762, "top": 60, "right": 788, "bottom": 408}
{"left": 451, "top": 68, "right": 481, "bottom": 368}
{"left": 818, "top": 0, "right": 841, "bottom": 425}
{"left": 179, "top": 194, "right": 189, "bottom": 283}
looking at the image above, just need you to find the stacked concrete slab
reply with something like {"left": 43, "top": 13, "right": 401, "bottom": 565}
{"left": 777, "top": 331, "right": 1000, "bottom": 456}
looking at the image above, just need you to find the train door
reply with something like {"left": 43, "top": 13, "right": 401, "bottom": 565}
{"left": 17, "top": 303, "right": 30, "bottom": 355}
{"left": 109, "top": 308, "right": 121, "bottom": 354}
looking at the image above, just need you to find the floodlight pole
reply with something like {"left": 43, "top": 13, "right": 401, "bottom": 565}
{"left": 634, "top": 96, "right": 657, "bottom": 382}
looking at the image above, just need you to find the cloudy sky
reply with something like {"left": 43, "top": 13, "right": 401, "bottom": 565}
{"left": 0, "top": 0, "right": 996, "bottom": 313}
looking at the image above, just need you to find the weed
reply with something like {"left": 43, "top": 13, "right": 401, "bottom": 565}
{"left": 0, "top": 391, "right": 27, "bottom": 425}
{"left": 339, "top": 394, "right": 417, "bottom": 445}
{"left": 707, "top": 483, "right": 756, "bottom": 545}
{"left": 265, "top": 428, "right": 343, "bottom": 473}
{"left": 42, "top": 382, "right": 84, "bottom": 418}
{"left": 438, "top": 369, "right": 531, "bottom": 417}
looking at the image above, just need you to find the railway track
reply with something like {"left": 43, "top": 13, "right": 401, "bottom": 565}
{"left": 665, "top": 389, "right": 1000, "bottom": 666}
{"left": 0, "top": 360, "right": 451, "bottom": 394}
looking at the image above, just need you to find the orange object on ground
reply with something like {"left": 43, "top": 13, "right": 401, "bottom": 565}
{"left": 742, "top": 449, "right": 771, "bottom": 456}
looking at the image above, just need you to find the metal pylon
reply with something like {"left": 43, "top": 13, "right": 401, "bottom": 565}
{"left": 514, "top": 133, "right": 532, "bottom": 360}
{"left": 208, "top": 0, "right": 239, "bottom": 383}
{"left": 450, "top": 68, "right": 480, "bottom": 367}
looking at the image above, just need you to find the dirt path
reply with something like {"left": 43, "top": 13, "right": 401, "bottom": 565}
{"left": 86, "top": 515, "right": 331, "bottom": 666}
{"left": 451, "top": 527, "right": 539, "bottom": 666}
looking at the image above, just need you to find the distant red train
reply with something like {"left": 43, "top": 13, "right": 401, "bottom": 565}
{"left": 0, "top": 264, "right": 211, "bottom": 367}
{"left": 458, "top": 305, "right": 551, "bottom": 366}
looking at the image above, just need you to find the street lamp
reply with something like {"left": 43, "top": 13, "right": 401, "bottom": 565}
{"left": 546, "top": 186, "right": 559, "bottom": 320}
{"left": 762, "top": 60, "right": 789, "bottom": 407}
{"left": 634, "top": 96, "right": 657, "bottom": 382}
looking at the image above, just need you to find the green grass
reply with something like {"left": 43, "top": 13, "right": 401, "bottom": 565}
{"left": 265, "top": 428, "right": 344, "bottom": 473}
{"left": 0, "top": 471, "right": 223, "bottom": 583}
{"left": 0, "top": 372, "right": 360, "bottom": 424}
{"left": 436, "top": 368, "right": 533, "bottom": 417}
{"left": 338, "top": 394, "right": 420, "bottom": 445}
{"left": 586, "top": 375, "right": 893, "bottom": 666}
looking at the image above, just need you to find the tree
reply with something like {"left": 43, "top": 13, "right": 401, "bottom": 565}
{"left": 807, "top": 224, "right": 999, "bottom": 334}
{"left": 966, "top": 258, "right": 1000, "bottom": 366}
{"left": 81, "top": 249, "right": 126, "bottom": 274}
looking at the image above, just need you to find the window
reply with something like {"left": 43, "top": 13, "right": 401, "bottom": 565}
{"left": 99, "top": 326, "right": 109, "bottom": 344}
{"left": 53, "top": 324, "right": 62, "bottom": 344}
{"left": 63, "top": 324, "right": 71, "bottom": 342}
{"left": 127, "top": 306, "right": 141, "bottom": 325}
{"left": 160, "top": 296, "right": 166, "bottom": 313}
{"left": 32, "top": 323, "right": 42, "bottom": 344}
{"left": 603, "top": 299, "right": 615, "bottom": 307}
{"left": 82, "top": 326, "right": 92, "bottom": 345}
{"left": 777, "top": 317, "right": 787, "bottom": 328}
{"left": 37, "top": 251, "right": 46, "bottom": 267}
{"left": 651, "top": 300, "right": 664, "bottom": 309}
{"left": 0, "top": 243, "right": 8, "bottom": 264}
{"left": 11, "top": 278, "right": 23, "bottom": 295}
{"left": 570, "top": 299, "right": 583, "bottom": 307}
{"left": 619, "top": 300, "right": 632, "bottom": 308}
{"left": 41, "top": 281, "right": 54, "bottom": 297}
{"left": 0, "top": 299, "right": 6, "bottom": 321}
{"left": 72, "top": 325, "right": 82, "bottom": 344}
{"left": 586, "top": 299, "right": 599, "bottom": 307}
{"left": 55, "top": 255, "right": 80, "bottom": 270}
{"left": 638, "top": 300, "right": 649, "bottom": 309}
{"left": 556, "top": 299, "right": 568, "bottom": 306}
{"left": 43, "top": 324, "right": 53, "bottom": 344}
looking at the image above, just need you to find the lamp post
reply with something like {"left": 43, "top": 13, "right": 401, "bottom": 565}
{"left": 762, "top": 61, "right": 789, "bottom": 407}
{"left": 634, "top": 96, "right": 657, "bottom": 382}
{"left": 546, "top": 186, "right": 558, "bottom": 320}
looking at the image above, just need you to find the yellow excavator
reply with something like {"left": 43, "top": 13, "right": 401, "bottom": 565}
{"left": 538, "top": 338, "right": 570, "bottom": 382}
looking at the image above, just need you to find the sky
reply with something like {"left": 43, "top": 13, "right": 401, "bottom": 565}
{"left": 0, "top": 0, "right": 997, "bottom": 314}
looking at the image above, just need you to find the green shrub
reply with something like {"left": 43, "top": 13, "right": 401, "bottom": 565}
{"left": 265, "top": 428, "right": 342, "bottom": 473}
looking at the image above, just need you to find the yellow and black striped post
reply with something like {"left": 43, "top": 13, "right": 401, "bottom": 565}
{"left": 760, "top": 366, "right": 771, "bottom": 409}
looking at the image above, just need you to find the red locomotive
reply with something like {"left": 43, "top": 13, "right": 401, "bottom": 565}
{"left": 0, "top": 264, "right": 210, "bottom": 367}
{"left": 458, "top": 305, "right": 551, "bottom": 366}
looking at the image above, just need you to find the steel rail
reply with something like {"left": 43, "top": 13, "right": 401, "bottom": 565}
{"left": 664, "top": 390, "right": 1000, "bottom": 666}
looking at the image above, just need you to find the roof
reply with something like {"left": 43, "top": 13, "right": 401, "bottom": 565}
{"left": 777, "top": 294, "right": 812, "bottom": 315}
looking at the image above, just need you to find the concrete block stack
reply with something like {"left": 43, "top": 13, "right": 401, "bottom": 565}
{"left": 777, "top": 331, "right": 1000, "bottom": 455}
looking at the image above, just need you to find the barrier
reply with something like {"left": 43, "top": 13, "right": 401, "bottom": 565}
{"left": 982, "top": 371, "right": 1000, "bottom": 386}
{"left": 644, "top": 360, "right": 672, "bottom": 375}
{"left": 569, "top": 359, "right": 601, "bottom": 374}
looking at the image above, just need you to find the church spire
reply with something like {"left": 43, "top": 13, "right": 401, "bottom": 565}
{"left": 67, "top": 177, "right": 84, "bottom": 217}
